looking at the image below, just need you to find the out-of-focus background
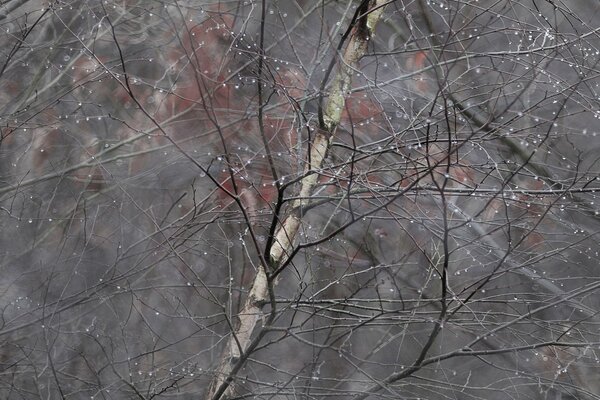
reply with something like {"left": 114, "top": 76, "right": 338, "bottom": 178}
{"left": 1, "top": 1, "right": 600, "bottom": 398}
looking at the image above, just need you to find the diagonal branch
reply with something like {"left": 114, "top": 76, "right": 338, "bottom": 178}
{"left": 205, "top": 2, "right": 388, "bottom": 398}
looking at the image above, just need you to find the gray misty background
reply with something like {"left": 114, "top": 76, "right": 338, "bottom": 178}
{"left": 1, "top": 0, "right": 600, "bottom": 399}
